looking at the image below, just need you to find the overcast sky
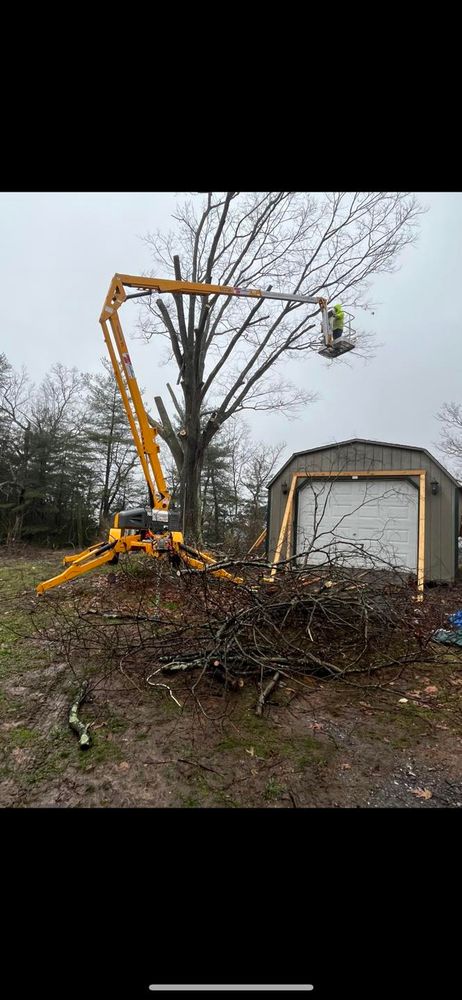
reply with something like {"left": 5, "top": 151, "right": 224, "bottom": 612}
{"left": 1, "top": 192, "right": 461, "bottom": 474}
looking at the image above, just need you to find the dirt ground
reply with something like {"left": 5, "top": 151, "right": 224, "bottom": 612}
{"left": 1, "top": 548, "right": 462, "bottom": 808}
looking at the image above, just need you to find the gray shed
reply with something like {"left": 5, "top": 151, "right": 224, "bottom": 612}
{"left": 266, "top": 439, "right": 460, "bottom": 584}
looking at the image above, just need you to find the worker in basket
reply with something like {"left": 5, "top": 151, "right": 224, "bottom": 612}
{"left": 328, "top": 303, "right": 344, "bottom": 343}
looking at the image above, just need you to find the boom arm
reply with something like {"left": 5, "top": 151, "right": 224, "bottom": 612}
{"left": 100, "top": 273, "right": 330, "bottom": 511}
{"left": 100, "top": 278, "right": 170, "bottom": 511}
{"left": 36, "top": 275, "right": 332, "bottom": 594}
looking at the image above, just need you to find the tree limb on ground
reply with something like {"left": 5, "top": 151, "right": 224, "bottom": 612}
{"left": 68, "top": 681, "right": 92, "bottom": 749}
{"left": 256, "top": 670, "right": 281, "bottom": 716}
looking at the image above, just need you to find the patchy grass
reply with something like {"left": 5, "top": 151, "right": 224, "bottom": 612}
{"left": 216, "top": 702, "right": 332, "bottom": 771}
{"left": 75, "top": 735, "right": 124, "bottom": 772}
{"left": 264, "top": 777, "right": 286, "bottom": 802}
{"left": 9, "top": 727, "right": 36, "bottom": 747}
{"left": 2, "top": 548, "right": 462, "bottom": 808}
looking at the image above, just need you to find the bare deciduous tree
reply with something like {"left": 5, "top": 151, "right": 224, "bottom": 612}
{"left": 437, "top": 402, "right": 462, "bottom": 477}
{"left": 138, "top": 192, "right": 423, "bottom": 538}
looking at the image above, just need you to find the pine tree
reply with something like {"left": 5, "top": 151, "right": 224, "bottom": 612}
{"left": 83, "top": 359, "right": 143, "bottom": 530}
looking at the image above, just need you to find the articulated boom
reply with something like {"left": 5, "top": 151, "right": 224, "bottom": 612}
{"left": 37, "top": 275, "right": 339, "bottom": 594}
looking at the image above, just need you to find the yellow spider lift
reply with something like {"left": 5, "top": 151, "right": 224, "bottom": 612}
{"left": 37, "top": 275, "right": 353, "bottom": 594}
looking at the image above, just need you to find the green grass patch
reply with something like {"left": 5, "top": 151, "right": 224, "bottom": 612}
{"left": 217, "top": 709, "right": 332, "bottom": 770}
{"left": 10, "top": 727, "right": 36, "bottom": 747}
{"left": 264, "top": 777, "right": 286, "bottom": 802}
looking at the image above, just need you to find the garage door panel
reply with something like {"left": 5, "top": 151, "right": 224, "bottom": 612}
{"left": 296, "top": 479, "right": 418, "bottom": 571}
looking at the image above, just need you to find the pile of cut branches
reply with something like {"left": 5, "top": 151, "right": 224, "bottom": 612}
{"left": 29, "top": 554, "right": 457, "bottom": 714}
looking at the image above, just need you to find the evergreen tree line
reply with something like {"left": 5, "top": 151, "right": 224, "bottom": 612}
{"left": 0, "top": 353, "right": 284, "bottom": 551}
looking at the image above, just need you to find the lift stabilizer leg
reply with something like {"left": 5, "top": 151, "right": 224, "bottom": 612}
{"left": 176, "top": 542, "right": 244, "bottom": 584}
{"left": 62, "top": 542, "right": 112, "bottom": 565}
{"left": 36, "top": 542, "right": 119, "bottom": 593}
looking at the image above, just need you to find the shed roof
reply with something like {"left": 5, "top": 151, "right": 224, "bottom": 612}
{"left": 267, "top": 438, "right": 460, "bottom": 489}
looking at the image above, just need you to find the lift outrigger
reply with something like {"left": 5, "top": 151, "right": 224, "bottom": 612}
{"left": 36, "top": 275, "right": 355, "bottom": 594}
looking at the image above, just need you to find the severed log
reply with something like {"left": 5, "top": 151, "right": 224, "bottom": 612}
{"left": 163, "top": 657, "right": 244, "bottom": 690}
{"left": 255, "top": 670, "right": 281, "bottom": 716}
{"left": 69, "top": 681, "right": 92, "bottom": 749}
{"left": 211, "top": 661, "right": 245, "bottom": 690}
{"left": 161, "top": 659, "right": 204, "bottom": 673}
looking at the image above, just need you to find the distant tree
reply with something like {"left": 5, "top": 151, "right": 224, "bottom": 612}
{"left": 239, "top": 440, "right": 286, "bottom": 551}
{"left": 83, "top": 359, "right": 142, "bottom": 529}
{"left": 200, "top": 423, "right": 286, "bottom": 552}
{"left": 0, "top": 363, "right": 95, "bottom": 545}
{"left": 0, "top": 355, "right": 15, "bottom": 535}
{"left": 437, "top": 402, "right": 462, "bottom": 478}
{"left": 200, "top": 431, "right": 239, "bottom": 545}
{"left": 0, "top": 353, "right": 9, "bottom": 389}
{"left": 0, "top": 361, "right": 36, "bottom": 541}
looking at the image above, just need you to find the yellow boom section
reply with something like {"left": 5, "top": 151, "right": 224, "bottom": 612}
{"left": 100, "top": 276, "right": 169, "bottom": 511}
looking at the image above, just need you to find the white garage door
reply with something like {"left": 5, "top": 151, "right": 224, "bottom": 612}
{"left": 296, "top": 478, "right": 418, "bottom": 571}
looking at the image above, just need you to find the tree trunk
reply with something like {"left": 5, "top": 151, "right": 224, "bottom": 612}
{"left": 14, "top": 423, "right": 31, "bottom": 542}
{"left": 181, "top": 438, "right": 203, "bottom": 542}
{"left": 211, "top": 467, "right": 220, "bottom": 543}
{"left": 179, "top": 328, "right": 205, "bottom": 539}
{"left": 76, "top": 501, "right": 84, "bottom": 550}
{"left": 200, "top": 473, "right": 210, "bottom": 536}
{"left": 99, "top": 391, "right": 116, "bottom": 528}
